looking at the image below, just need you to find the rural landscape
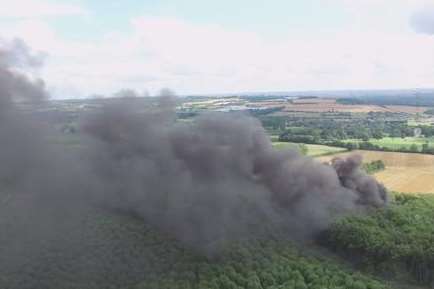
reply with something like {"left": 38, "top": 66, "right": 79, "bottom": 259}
{"left": 2, "top": 1, "right": 434, "bottom": 289}
{"left": 5, "top": 91, "right": 431, "bottom": 289}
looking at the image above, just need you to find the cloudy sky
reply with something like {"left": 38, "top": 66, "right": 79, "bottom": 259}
{"left": 1, "top": 0, "right": 434, "bottom": 98}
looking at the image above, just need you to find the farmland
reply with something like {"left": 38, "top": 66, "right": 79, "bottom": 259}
{"left": 318, "top": 150, "right": 434, "bottom": 194}
{"left": 181, "top": 97, "right": 429, "bottom": 114}
{"left": 282, "top": 99, "right": 428, "bottom": 114}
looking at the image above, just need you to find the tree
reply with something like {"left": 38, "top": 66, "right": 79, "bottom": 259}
{"left": 246, "top": 274, "right": 263, "bottom": 289}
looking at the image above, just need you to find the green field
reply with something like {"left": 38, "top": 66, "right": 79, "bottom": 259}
{"left": 343, "top": 137, "right": 434, "bottom": 151}
{"left": 272, "top": 141, "right": 347, "bottom": 157}
{"left": 407, "top": 118, "right": 434, "bottom": 127}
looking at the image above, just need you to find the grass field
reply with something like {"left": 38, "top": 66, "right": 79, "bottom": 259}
{"left": 272, "top": 141, "right": 347, "bottom": 157}
{"left": 318, "top": 150, "right": 434, "bottom": 194}
{"left": 343, "top": 136, "right": 434, "bottom": 151}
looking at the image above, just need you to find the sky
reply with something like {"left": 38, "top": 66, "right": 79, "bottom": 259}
{"left": 0, "top": 0, "right": 434, "bottom": 98}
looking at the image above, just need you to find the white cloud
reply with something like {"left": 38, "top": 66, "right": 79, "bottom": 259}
{"left": 1, "top": 10, "right": 434, "bottom": 98}
{"left": 0, "top": 0, "right": 87, "bottom": 19}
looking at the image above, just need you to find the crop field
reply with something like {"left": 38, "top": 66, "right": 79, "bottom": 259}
{"left": 318, "top": 150, "right": 434, "bottom": 194}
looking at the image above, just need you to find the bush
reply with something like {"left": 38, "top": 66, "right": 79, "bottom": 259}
{"left": 362, "top": 160, "right": 385, "bottom": 174}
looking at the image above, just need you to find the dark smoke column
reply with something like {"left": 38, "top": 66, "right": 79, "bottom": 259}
{"left": 83, "top": 93, "right": 388, "bottom": 250}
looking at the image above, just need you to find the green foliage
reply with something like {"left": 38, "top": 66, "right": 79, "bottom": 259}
{"left": 277, "top": 117, "right": 413, "bottom": 145}
{"left": 1, "top": 206, "right": 390, "bottom": 289}
{"left": 265, "top": 113, "right": 434, "bottom": 154}
{"left": 324, "top": 193, "right": 434, "bottom": 285}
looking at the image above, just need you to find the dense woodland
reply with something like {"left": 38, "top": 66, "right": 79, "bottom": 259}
{"left": 0, "top": 206, "right": 392, "bottom": 289}
{"left": 134, "top": 240, "right": 390, "bottom": 289}
{"left": 322, "top": 193, "right": 434, "bottom": 287}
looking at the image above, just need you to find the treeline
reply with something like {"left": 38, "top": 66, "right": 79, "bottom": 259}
{"left": 362, "top": 160, "right": 385, "bottom": 174}
{"left": 336, "top": 94, "right": 434, "bottom": 107}
{"left": 321, "top": 193, "right": 434, "bottom": 286}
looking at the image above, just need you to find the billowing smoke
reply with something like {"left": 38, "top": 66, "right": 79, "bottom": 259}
{"left": 0, "top": 38, "right": 388, "bottom": 287}
{"left": 0, "top": 39, "right": 51, "bottom": 195}
{"left": 82, "top": 96, "right": 388, "bottom": 250}
{"left": 331, "top": 154, "right": 387, "bottom": 208}
{"left": 0, "top": 40, "right": 96, "bottom": 289}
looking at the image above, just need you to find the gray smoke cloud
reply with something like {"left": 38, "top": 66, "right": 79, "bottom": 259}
{"left": 410, "top": 6, "right": 434, "bottom": 35}
{"left": 82, "top": 96, "right": 388, "bottom": 250}
{"left": 0, "top": 39, "right": 51, "bottom": 195}
{"left": 0, "top": 38, "right": 388, "bottom": 288}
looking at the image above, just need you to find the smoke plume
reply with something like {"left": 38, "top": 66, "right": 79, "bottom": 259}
{"left": 82, "top": 96, "right": 388, "bottom": 249}
{"left": 0, "top": 39, "right": 95, "bottom": 289}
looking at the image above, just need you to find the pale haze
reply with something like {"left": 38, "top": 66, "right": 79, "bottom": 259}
{"left": 0, "top": 0, "right": 433, "bottom": 98}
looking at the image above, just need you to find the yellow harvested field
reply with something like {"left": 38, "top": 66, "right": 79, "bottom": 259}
{"left": 318, "top": 150, "right": 434, "bottom": 194}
